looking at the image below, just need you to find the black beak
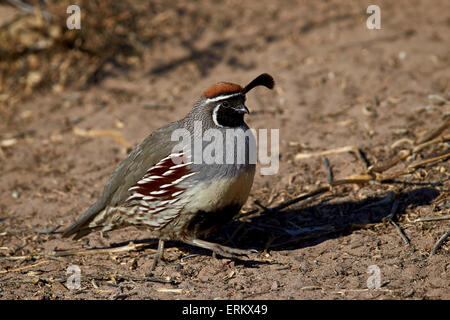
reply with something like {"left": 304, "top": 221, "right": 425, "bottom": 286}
{"left": 236, "top": 104, "right": 250, "bottom": 114}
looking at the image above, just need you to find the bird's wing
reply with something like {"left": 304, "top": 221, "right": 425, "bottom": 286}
{"left": 62, "top": 120, "right": 183, "bottom": 239}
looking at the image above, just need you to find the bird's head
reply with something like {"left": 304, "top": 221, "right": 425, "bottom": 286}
{"left": 192, "top": 73, "right": 275, "bottom": 128}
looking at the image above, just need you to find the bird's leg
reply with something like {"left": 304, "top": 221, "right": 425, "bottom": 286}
{"left": 183, "top": 238, "right": 256, "bottom": 258}
{"left": 150, "top": 239, "right": 165, "bottom": 270}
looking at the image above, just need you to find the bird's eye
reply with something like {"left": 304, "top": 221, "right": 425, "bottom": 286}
{"left": 222, "top": 101, "right": 230, "bottom": 108}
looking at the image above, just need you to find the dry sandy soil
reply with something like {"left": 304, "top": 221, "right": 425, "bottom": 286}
{"left": 0, "top": 0, "right": 449, "bottom": 300}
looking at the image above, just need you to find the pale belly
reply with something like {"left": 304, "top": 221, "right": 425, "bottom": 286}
{"left": 184, "top": 169, "right": 255, "bottom": 213}
{"left": 165, "top": 169, "right": 255, "bottom": 238}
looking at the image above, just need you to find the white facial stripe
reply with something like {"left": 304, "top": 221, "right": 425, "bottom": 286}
{"left": 205, "top": 92, "right": 243, "bottom": 103}
{"left": 212, "top": 105, "right": 224, "bottom": 128}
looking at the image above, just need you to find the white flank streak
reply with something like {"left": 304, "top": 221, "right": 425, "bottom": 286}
{"left": 146, "top": 152, "right": 184, "bottom": 175}
{"left": 162, "top": 170, "right": 175, "bottom": 176}
{"left": 146, "top": 175, "right": 162, "bottom": 180}
{"left": 126, "top": 193, "right": 145, "bottom": 201}
{"left": 152, "top": 207, "right": 166, "bottom": 214}
{"left": 150, "top": 190, "right": 168, "bottom": 195}
{"left": 137, "top": 179, "right": 149, "bottom": 185}
{"left": 171, "top": 190, "right": 184, "bottom": 197}
{"left": 139, "top": 200, "right": 149, "bottom": 207}
{"left": 160, "top": 152, "right": 182, "bottom": 163}
{"left": 160, "top": 184, "right": 172, "bottom": 189}
{"left": 172, "top": 172, "right": 197, "bottom": 185}
{"left": 169, "top": 162, "right": 193, "bottom": 169}
{"left": 143, "top": 196, "right": 154, "bottom": 201}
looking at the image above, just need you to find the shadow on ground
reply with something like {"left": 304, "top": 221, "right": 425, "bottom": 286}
{"left": 215, "top": 187, "right": 441, "bottom": 252}
{"left": 65, "top": 187, "right": 440, "bottom": 266}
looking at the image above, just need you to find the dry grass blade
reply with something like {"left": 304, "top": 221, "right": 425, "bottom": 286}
{"left": 0, "top": 260, "right": 50, "bottom": 274}
{"left": 408, "top": 151, "right": 450, "bottom": 169}
{"left": 295, "top": 145, "right": 358, "bottom": 160}
{"left": 52, "top": 241, "right": 155, "bottom": 257}
{"left": 155, "top": 288, "right": 185, "bottom": 294}
{"left": 73, "top": 127, "right": 132, "bottom": 148}
{"left": 391, "top": 138, "right": 414, "bottom": 149}
{"left": 414, "top": 216, "right": 450, "bottom": 223}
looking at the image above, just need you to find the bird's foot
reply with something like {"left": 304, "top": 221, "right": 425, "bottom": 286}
{"left": 150, "top": 239, "right": 165, "bottom": 270}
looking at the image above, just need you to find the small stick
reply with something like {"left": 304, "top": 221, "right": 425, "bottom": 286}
{"left": 356, "top": 148, "right": 371, "bottom": 170}
{"left": 391, "top": 138, "right": 414, "bottom": 149}
{"left": 415, "top": 120, "right": 450, "bottom": 144}
{"left": 413, "top": 135, "right": 450, "bottom": 153}
{"left": 155, "top": 288, "right": 185, "bottom": 294}
{"left": 331, "top": 175, "right": 374, "bottom": 185}
{"left": 369, "top": 150, "right": 410, "bottom": 174}
{"left": 408, "top": 151, "right": 450, "bottom": 169}
{"left": 376, "top": 151, "right": 450, "bottom": 181}
{"left": 430, "top": 230, "right": 450, "bottom": 257}
{"left": 377, "top": 167, "right": 415, "bottom": 182}
{"left": 389, "top": 220, "right": 410, "bottom": 245}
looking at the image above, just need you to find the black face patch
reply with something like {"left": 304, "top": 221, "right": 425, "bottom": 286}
{"left": 212, "top": 97, "right": 247, "bottom": 128}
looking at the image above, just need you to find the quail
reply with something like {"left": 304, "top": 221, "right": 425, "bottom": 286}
{"left": 63, "top": 73, "right": 275, "bottom": 268}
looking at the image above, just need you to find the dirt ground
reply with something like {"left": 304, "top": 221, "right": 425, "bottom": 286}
{"left": 0, "top": 0, "right": 449, "bottom": 300}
